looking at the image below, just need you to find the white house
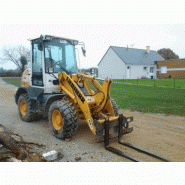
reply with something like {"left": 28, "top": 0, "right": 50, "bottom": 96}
{"left": 98, "top": 46, "right": 164, "bottom": 79}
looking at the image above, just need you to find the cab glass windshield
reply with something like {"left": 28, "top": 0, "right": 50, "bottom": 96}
{"left": 44, "top": 38, "right": 77, "bottom": 74}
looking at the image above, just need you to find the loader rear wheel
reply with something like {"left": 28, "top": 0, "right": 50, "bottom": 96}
{"left": 48, "top": 100, "right": 78, "bottom": 140}
{"left": 18, "top": 93, "right": 38, "bottom": 122}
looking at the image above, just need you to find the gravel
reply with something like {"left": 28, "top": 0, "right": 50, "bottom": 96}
{"left": 1, "top": 77, "right": 184, "bottom": 162}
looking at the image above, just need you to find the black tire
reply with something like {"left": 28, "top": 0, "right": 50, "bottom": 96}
{"left": 111, "top": 98, "right": 119, "bottom": 116}
{"left": 110, "top": 98, "right": 119, "bottom": 133}
{"left": 18, "top": 93, "right": 38, "bottom": 122}
{"left": 48, "top": 100, "right": 78, "bottom": 140}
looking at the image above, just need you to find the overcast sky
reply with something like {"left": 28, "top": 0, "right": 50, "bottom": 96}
{"left": 1, "top": 0, "right": 185, "bottom": 70}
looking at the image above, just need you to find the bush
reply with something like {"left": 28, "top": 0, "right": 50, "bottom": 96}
{"left": 0, "top": 70, "right": 21, "bottom": 77}
{"left": 141, "top": 76, "right": 148, "bottom": 79}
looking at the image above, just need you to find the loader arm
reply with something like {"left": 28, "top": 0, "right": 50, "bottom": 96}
{"left": 58, "top": 72, "right": 97, "bottom": 135}
{"left": 58, "top": 71, "right": 120, "bottom": 138}
{"left": 77, "top": 74, "right": 115, "bottom": 116}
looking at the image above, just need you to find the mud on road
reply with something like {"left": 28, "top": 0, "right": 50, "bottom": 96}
{"left": 0, "top": 78, "right": 184, "bottom": 162}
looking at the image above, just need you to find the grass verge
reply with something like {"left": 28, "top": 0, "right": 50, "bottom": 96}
{"left": 111, "top": 83, "right": 185, "bottom": 116}
{"left": 2, "top": 78, "right": 21, "bottom": 87}
{"left": 2, "top": 77, "right": 185, "bottom": 116}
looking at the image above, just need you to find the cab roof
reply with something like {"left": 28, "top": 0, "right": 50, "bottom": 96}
{"left": 30, "top": 34, "right": 79, "bottom": 44}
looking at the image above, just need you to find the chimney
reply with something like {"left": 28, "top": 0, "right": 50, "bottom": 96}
{"left": 146, "top": 46, "right": 150, "bottom": 54}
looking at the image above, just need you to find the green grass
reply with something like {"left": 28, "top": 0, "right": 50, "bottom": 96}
{"left": 3, "top": 77, "right": 185, "bottom": 116}
{"left": 113, "top": 79, "right": 185, "bottom": 89}
{"left": 2, "top": 78, "right": 21, "bottom": 87}
{"left": 110, "top": 83, "right": 185, "bottom": 116}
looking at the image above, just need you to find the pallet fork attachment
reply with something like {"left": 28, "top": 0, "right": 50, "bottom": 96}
{"left": 104, "top": 114, "right": 170, "bottom": 162}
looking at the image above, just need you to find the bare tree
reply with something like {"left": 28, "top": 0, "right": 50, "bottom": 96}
{"left": 157, "top": 48, "right": 179, "bottom": 60}
{"left": 20, "top": 55, "right": 28, "bottom": 73}
{"left": 1, "top": 45, "right": 30, "bottom": 73}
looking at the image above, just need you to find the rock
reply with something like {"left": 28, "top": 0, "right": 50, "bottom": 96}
{"left": 65, "top": 138, "right": 72, "bottom": 142}
{"left": 82, "top": 152, "right": 87, "bottom": 155}
{"left": 42, "top": 150, "right": 63, "bottom": 162}
{"left": 75, "top": 157, "right": 81, "bottom": 161}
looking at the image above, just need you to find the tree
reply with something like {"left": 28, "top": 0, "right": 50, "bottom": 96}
{"left": 157, "top": 48, "right": 179, "bottom": 60}
{"left": 1, "top": 45, "right": 30, "bottom": 73}
{"left": 0, "top": 67, "right": 4, "bottom": 73}
{"left": 20, "top": 55, "right": 28, "bottom": 73}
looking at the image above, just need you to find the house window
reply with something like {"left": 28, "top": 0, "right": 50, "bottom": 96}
{"left": 150, "top": 67, "right": 154, "bottom": 73}
{"left": 143, "top": 67, "right": 147, "bottom": 70}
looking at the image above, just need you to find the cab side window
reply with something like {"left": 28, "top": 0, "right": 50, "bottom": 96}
{"left": 32, "top": 40, "right": 43, "bottom": 86}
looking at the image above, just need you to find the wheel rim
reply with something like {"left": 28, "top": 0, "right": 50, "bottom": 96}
{"left": 20, "top": 101, "right": 27, "bottom": 116}
{"left": 52, "top": 110, "right": 63, "bottom": 130}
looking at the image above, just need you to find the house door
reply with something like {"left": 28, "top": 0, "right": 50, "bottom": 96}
{"left": 127, "top": 66, "right": 130, "bottom": 79}
{"left": 149, "top": 67, "right": 155, "bottom": 79}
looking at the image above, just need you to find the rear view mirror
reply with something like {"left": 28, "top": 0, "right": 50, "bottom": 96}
{"left": 38, "top": 42, "right": 43, "bottom": 51}
{"left": 81, "top": 47, "right": 86, "bottom": 57}
{"left": 38, "top": 39, "right": 43, "bottom": 51}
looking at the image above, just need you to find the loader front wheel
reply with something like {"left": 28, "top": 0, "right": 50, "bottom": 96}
{"left": 52, "top": 110, "right": 64, "bottom": 131}
{"left": 48, "top": 100, "right": 78, "bottom": 140}
{"left": 18, "top": 93, "right": 38, "bottom": 122}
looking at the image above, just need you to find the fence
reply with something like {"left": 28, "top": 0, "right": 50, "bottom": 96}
{"left": 113, "top": 78, "right": 185, "bottom": 89}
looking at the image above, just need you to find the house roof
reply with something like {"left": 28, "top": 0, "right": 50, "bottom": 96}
{"left": 98, "top": 46, "right": 164, "bottom": 66}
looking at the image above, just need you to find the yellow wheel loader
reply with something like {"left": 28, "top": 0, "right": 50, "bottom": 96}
{"left": 15, "top": 35, "right": 133, "bottom": 144}
{"left": 14, "top": 35, "right": 171, "bottom": 162}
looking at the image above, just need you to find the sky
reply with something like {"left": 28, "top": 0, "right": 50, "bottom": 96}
{"left": 0, "top": 0, "right": 185, "bottom": 70}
